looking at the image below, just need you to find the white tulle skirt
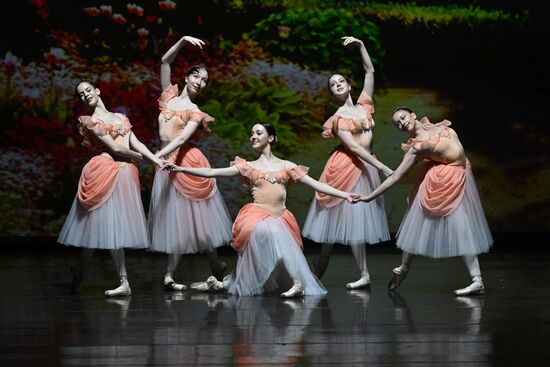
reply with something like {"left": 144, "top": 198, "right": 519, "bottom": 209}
{"left": 302, "top": 164, "right": 390, "bottom": 245}
{"left": 396, "top": 167, "right": 493, "bottom": 258}
{"left": 147, "top": 168, "right": 232, "bottom": 254}
{"left": 58, "top": 166, "right": 149, "bottom": 249}
{"left": 224, "top": 216, "right": 327, "bottom": 297}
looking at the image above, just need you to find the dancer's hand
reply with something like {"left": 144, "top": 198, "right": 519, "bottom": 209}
{"left": 157, "top": 158, "right": 171, "bottom": 169}
{"left": 341, "top": 36, "right": 363, "bottom": 47}
{"left": 162, "top": 162, "right": 179, "bottom": 171}
{"left": 183, "top": 36, "right": 205, "bottom": 49}
{"left": 359, "top": 194, "right": 372, "bottom": 203}
{"left": 350, "top": 193, "right": 363, "bottom": 203}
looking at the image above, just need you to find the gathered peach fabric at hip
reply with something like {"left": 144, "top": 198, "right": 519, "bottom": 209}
{"left": 78, "top": 154, "right": 139, "bottom": 212}
{"left": 315, "top": 148, "right": 363, "bottom": 208}
{"left": 408, "top": 160, "right": 470, "bottom": 217}
{"left": 168, "top": 144, "right": 217, "bottom": 201}
{"left": 231, "top": 203, "right": 303, "bottom": 255}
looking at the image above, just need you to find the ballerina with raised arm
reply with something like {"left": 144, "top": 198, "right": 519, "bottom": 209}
{"left": 148, "top": 36, "right": 232, "bottom": 291}
{"left": 166, "top": 123, "right": 357, "bottom": 298}
{"left": 302, "top": 36, "right": 392, "bottom": 289}
{"left": 58, "top": 80, "right": 165, "bottom": 296}
{"left": 358, "top": 107, "right": 493, "bottom": 296}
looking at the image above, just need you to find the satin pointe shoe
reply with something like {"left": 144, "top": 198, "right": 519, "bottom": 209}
{"left": 105, "top": 278, "right": 132, "bottom": 297}
{"left": 346, "top": 275, "right": 371, "bottom": 290}
{"left": 164, "top": 276, "right": 187, "bottom": 291}
{"left": 206, "top": 275, "right": 225, "bottom": 292}
{"left": 454, "top": 280, "right": 485, "bottom": 296}
{"left": 280, "top": 282, "right": 305, "bottom": 299}
{"left": 388, "top": 265, "right": 409, "bottom": 291}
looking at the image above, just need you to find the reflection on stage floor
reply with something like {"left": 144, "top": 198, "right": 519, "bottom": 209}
{"left": 1, "top": 243, "right": 549, "bottom": 366}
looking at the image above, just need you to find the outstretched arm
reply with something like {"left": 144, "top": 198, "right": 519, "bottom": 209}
{"left": 129, "top": 132, "right": 165, "bottom": 167}
{"left": 166, "top": 164, "right": 239, "bottom": 178}
{"left": 342, "top": 36, "right": 374, "bottom": 97}
{"left": 155, "top": 121, "right": 199, "bottom": 158}
{"left": 337, "top": 130, "right": 393, "bottom": 177}
{"left": 96, "top": 134, "right": 142, "bottom": 161}
{"left": 160, "top": 36, "right": 205, "bottom": 91}
{"left": 299, "top": 175, "right": 354, "bottom": 203}
{"left": 360, "top": 149, "right": 418, "bottom": 202}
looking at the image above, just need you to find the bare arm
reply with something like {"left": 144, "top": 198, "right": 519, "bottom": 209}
{"left": 167, "top": 164, "right": 239, "bottom": 178}
{"left": 96, "top": 134, "right": 142, "bottom": 161}
{"left": 337, "top": 130, "right": 393, "bottom": 177}
{"left": 129, "top": 132, "right": 164, "bottom": 167}
{"left": 160, "top": 36, "right": 205, "bottom": 91}
{"left": 155, "top": 121, "right": 199, "bottom": 158}
{"left": 360, "top": 149, "right": 418, "bottom": 202}
{"left": 299, "top": 175, "right": 354, "bottom": 202}
{"left": 342, "top": 36, "right": 374, "bottom": 97}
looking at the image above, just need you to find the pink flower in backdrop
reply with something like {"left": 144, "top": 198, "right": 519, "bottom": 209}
{"left": 1, "top": 52, "right": 22, "bottom": 74}
{"left": 158, "top": 0, "right": 176, "bottom": 11}
{"left": 44, "top": 47, "right": 66, "bottom": 67}
{"left": 127, "top": 3, "right": 144, "bottom": 17}
{"left": 112, "top": 13, "right": 128, "bottom": 24}
{"left": 100, "top": 5, "right": 113, "bottom": 16}
{"left": 83, "top": 6, "right": 100, "bottom": 16}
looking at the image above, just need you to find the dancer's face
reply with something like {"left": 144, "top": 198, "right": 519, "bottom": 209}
{"left": 76, "top": 82, "right": 100, "bottom": 107}
{"left": 185, "top": 68, "right": 208, "bottom": 96}
{"left": 392, "top": 110, "right": 417, "bottom": 132}
{"left": 328, "top": 74, "right": 350, "bottom": 97}
{"left": 250, "top": 124, "right": 274, "bottom": 150}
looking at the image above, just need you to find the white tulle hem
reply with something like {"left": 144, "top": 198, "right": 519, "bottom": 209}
{"left": 396, "top": 167, "right": 493, "bottom": 258}
{"left": 147, "top": 168, "right": 232, "bottom": 254}
{"left": 58, "top": 167, "right": 149, "bottom": 249}
{"left": 224, "top": 216, "right": 327, "bottom": 297}
{"left": 302, "top": 164, "right": 390, "bottom": 245}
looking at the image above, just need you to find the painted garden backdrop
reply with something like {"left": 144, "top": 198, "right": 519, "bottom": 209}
{"left": 1, "top": 0, "right": 548, "bottom": 237}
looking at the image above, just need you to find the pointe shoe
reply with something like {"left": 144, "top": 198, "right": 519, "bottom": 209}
{"left": 206, "top": 275, "right": 225, "bottom": 292}
{"left": 105, "top": 278, "right": 131, "bottom": 297}
{"left": 70, "top": 265, "right": 83, "bottom": 293}
{"left": 190, "top": 281, "right": 209, "bottom": 292}
{"left": 388, "top": 265, "right": 409, "bottom": 291}
{"left": 211, "top": 261, "right": 227, "bottom": 282}
{"left": 280, "top": 284, "right": 305, "bottom": 299}
{"left": 312, "top": 255, "right": 330, "bottom": 279}
{"left": 346, "top": 275, "right": 371, "bottom": 290}
{"left": 164, "top": 280, "right": 187, "bottom": 291}
{"left": 454, "top": 281, "right": 485, "bottom": 296}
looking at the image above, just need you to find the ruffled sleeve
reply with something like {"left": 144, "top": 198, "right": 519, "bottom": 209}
{"left": 231, "top": 156, "right": 254, "bottom": 179}
{"left": 286, "top": 165, "right": 309, "bottom": 181}
{"left": 189, "top": 110, "right": 215, "bottom": 134}
{"left": 78, "top": 116, "right": 108, "bottom": 147}
{"left": 158, "top": 84, "right": 179, "bottom": 110}
{"left": 321, "top": 115, "right": 357, "bottom": 138}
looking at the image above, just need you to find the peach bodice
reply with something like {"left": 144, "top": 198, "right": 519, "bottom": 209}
{"left": 157, "top": 84, "right": 214, "bottom": 145}
{"left": 232, "top": 156, "right": 309, "bottom": 218}
{"left": 401, "top": 118, "right": 466, "bottom": 167}
{"left": 77, "top": 115, "right": 132, "bottom": 150}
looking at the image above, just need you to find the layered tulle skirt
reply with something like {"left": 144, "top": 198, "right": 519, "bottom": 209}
{"left": 302, "top": 164, "right": 390, "bottom": 246}
{"left": 224, "top": 214, "right": 327, "bottom": 297}
{"left": 396, "top": 166, "right": 493, "bottom": 258}
{"left": 58, "top": 164, "right": 149, "bottom": 249}
{"left": 147, "top": 168, "right": 232, "bottom": 254}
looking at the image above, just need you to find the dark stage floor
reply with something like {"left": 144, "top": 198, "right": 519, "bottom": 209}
{"left": 1, "top": 241, "right": 549, "bottom": 366}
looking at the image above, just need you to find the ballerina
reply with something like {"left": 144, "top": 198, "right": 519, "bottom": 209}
{"left": 59, "top": 80, "right": 165, "bottom": 296}
{"left": 358, "top": 107, "right": 493, "bottom": 296}
{"left": 302, "top": 36, "right": 392, "bottom": 289}
{"left": 165, "top": 123, "right": 357, "bottom": 298}
{"left": 148, "top": 35, "right": 232, "bottom": 291}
